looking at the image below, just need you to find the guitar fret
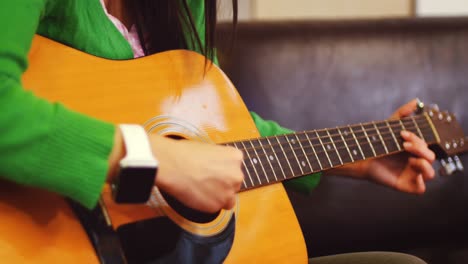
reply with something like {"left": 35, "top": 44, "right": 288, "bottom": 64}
{"left": 340, "top": 126, "right": 364, "bottom": 161}
{"left": 361, "top": 123, "right": 377, "bottom": 157}
{"left": 326, "top": 129, "right": 343, "bottom": 165}
{"left": 393, "top": 120, "right": 405, "bottom": 148}
{"left": 257, "top": 139, "right": 278, "bottom": 182}
{"left": 284, "top": 135, "right": 305, "bottom": 175}
{"left": 399, "top": 119, "right": 406, "bottom": 131}
{"left": 223, "top": 114, "right": 440, "bottom": 191}
{"left": 386, "top": 120, "right": 402, "bottom": 151}
{"left": 248, "top": 140, "right": 269, "bottom": 183}
{"left": 362, "top": 123, "right": 386, "bottom": 156}
{"left": 315, "top": 130, "right": 333, "bottom": 168}
{"left": 373, "top": 121, "right": 389, "bottom": 154}
{"left": 305, "top": 132, "right": 323, "bottom": 170}
{"left": 327, "top": 128, "right": 351, "bottom": 164}
{"left": 232, "top": 142, "right": 254, "bottom": 188}
{"left": 316, "top": 129, "right": 343, "bottom": 167}
{"left": 349, "top": 125, "right": 366, "bottom": 159}
{"left": 337, "top": 127, "right": 354, "bottom": 162}
{"left": 423, "top": 113, "right": 438, "bottom": 143}
{"left": 240, "top": 141, "right": 263, "bottom": 185}
{"left": 295, "top": 133, "right": 319, "bottom": 171}
{"left": 266, "top": 137, "right": 287, "bottom": 179}
{"left": 411, "top": 116, "right": 425, "bottom": 141}
{"left": 294, "top": 134, "right": 314, "bottom": 173}
{"left": 377, "top": 121, "right": 399, "bottom": 152}
{"left": 351, "top": 124, "right": 376, "bottom": 159}
{"left": 399, "top": 119, "right": 409, "bottom": 140}
{"left": 275, "top": 136, "right": 296, "bottom": 176}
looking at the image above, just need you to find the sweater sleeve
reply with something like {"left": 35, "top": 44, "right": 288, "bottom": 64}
{"left": 250, "top": 112, "right": 321, "bottom": 194}
{"left": 0, "top": 0, "right": 115, "bottom": 209}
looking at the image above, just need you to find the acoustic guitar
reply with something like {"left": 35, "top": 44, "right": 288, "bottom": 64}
{"left": 0, "top": 35, "right": 467, "bottom": 263}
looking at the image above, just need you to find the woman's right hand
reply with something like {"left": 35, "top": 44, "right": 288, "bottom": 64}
{"left": 150, "top": 135, "right": 244, "bottom": 213}
{"left": 108, "top": 130, "right": 245, "bottom": 213}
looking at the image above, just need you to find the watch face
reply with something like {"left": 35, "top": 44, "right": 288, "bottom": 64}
{"left": 112, "top": 167, "right": 157, "bottom": 204}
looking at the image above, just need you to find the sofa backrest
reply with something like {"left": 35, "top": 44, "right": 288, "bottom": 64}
{"left": 216, "top": 17, "right": 468, "bottom": 259}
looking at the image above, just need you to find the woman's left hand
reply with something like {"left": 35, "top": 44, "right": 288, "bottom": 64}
{"left": 329, "top": 99, "right": 437, "bottom": 194}
{"left": 365, "top": 99, "right": 436, "bottom": 194}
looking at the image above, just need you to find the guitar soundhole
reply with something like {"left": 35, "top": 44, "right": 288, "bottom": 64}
{"left": 166, "top": 134, "right": 187, "bottom": 140}
{"left": 161, "top": 191, "right": 220, "bottom": 223}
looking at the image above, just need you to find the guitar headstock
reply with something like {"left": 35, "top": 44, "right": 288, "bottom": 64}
{"left": 425, "top": 106, "right": 467, "bottom": 175}
{"left": 427, "top": 107, "right": 467, "bottom": 156}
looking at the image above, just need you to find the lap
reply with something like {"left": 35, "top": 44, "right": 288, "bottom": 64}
{"left": 308, "top": 251, "right": 426, "bottom": 264}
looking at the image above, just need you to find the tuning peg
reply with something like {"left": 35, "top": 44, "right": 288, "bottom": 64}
{"left": 429, "top": 103, "right": 440, "bottom": 111}
{"left": 440, "top": 157, "right": 457, "bottom": 176}
{"left": 415, "top": 98, "right": 425, "bottom": 114}
{"left": 454, "top": 155, "right": 464, "bottom": 172}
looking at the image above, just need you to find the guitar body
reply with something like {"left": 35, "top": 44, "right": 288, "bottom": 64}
{"left": 0, "top": 35, "right": 307, "bottom": 263}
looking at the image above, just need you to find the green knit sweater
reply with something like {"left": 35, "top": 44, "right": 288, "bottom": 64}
{"left": 0, "top": 0, "right": 320, "bottom": 209}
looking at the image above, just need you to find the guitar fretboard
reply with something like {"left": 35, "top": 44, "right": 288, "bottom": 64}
{"left": 225, "top": 114, "right": 437, "bottom": 191}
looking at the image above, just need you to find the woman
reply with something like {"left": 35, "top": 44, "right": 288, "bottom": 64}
{"left": 0, "top": 0, "right": 434, "bottom": 263}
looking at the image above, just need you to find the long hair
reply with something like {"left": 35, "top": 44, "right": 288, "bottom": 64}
{"left": 125, "top": 0, "right": 238, "bottom": 63}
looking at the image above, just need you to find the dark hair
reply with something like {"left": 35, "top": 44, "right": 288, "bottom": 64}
{"left": 126, "top": 0, "right": 238, "bottom": 63}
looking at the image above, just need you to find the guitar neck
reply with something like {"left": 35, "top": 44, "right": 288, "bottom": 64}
{"left": 225, "top": 113, "right": 438, "bottom": 191}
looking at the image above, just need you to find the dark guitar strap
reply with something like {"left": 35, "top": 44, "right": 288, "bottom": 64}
{"left": 67, "top": 199, "right": 127, "bottom": 264}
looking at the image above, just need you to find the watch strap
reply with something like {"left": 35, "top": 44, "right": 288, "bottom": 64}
{"left": 111, "top": 124, "right": 158, "bottom": 204}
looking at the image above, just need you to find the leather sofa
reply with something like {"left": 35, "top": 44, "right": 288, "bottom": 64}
{"left": 216, "top": 17, "right": 468, "bottom": 264}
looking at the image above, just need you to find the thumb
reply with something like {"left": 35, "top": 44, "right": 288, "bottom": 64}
{"left": 391, "top": 98, "right": 418, "bottom": 119}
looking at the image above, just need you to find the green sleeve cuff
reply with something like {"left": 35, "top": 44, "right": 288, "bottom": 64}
{"left": 33, "top": 105, "right": 115, "bottom": 209}
{"left": 250, "top": 111, "right": 321, "bottom": 193}
{"left": 0, "top": 75, "right": 115, "bottom": 209}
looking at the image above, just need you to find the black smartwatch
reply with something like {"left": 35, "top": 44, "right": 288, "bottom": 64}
{"left": 111, "top": 124, "right": 158, "bottom": 204}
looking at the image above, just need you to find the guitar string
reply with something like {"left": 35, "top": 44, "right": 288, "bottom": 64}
{"left": 227, "top": 115, "right": 431, "bottom": 152}
{"left": 239, "top": 126, "right": 433, "bottom": 164}
{"left": 240, "top": 133, "right": 433, "bottom": 188}
{"left": 239, "top": 126, "right": 435, "bottom": 186}
{"left": 234, "top": 122, "right": 433, "bottom": 156}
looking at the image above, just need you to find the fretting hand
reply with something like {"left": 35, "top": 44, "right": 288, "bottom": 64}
{"left": 328, "top": 99, "right": 436, "bottom": 194}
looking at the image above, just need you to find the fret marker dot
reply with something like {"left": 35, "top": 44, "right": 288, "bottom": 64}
{"left": 301, "top": 161, "right": 306, "bottom": 167}
{"left": 352, "top": 149, "right": 358, "bottom": 156}
{"left": 344, "top": 131, "right": 349, "bottom": 136}
{"left": 253, "top": 158, "right": 258, "bottom": 164}
{"left": 372, "top": 136, "right": 377, "bottom": 141}
{"left": 269, "top": 155, "right": 275, "bottom": 161}
{"left": 327, "top": 144, "right": 332, "bottom": 150}
{"left": 291, "top": 138, "right": 296, "bottom": 144}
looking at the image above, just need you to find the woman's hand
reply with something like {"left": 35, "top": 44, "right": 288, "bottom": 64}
{"left": 327, "top": 99, "right": 436, "bottom": 194}
{"left": 150, "top": 135, "right": 244, "bottom": 213}
{"left": 108, "top": 131, "right": 244, "bottom": 213}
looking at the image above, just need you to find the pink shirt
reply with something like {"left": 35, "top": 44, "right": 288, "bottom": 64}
{"left": 100, "top": 0, "right": 145, "bottom": 58}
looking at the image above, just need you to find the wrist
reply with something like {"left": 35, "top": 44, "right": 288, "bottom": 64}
{"left": 147, "top": 135, "right": 170, "bottom": 189}
{"left": 112, "top": 124, "right": 159, "bottom": 203}
{"left": 107, "top": 127, "right": 125, "bottom": 183}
